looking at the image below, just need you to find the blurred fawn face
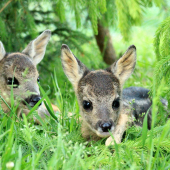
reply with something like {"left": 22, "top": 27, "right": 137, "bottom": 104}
{"left": 0, "top": 53, "right": 40, "bottom": 109}
{"left": 0, "top": 30, "right": 51, "bottom": 111}
{"left": 61, "top": 44, "right": 136, "bottom": 138}
{"left": 77, "top": 71, "right": 121, "bottom": 137}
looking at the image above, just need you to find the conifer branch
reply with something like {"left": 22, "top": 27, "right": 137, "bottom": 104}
{"left": 0, "top": 0, "right": 13, "bottom": 14}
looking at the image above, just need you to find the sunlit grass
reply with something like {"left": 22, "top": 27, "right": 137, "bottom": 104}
{"left": 0, "top": 71, "right": 170, "bottom": 169}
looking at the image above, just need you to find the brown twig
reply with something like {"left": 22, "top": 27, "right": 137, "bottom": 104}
{"left": 0, "top": 0, "right": 13, "bottom": 14}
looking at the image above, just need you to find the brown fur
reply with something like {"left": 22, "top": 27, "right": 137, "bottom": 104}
{"left": 61, "top": 44, "right": 137, "bottom": 145}
{"left": 0, "top": 30, "right": 51, "bottom": 121}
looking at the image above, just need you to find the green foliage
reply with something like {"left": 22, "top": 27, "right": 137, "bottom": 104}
{"left": 0, "top": 0, "right": 36, "bottom": 51}
{"left": 153, "top": 16, "right": 170, "bottom": 108}
{"left": 55, "top": 0, "right": 66, "bottom": 22}
{"left": 115, "top": 0, "right": 142, "bottom": 40}
{"left": 154, "top": 16, "right": 170, "bottom": 60}
{"left": 95, "top": 0, "right": 165, "bottom": 40}
{"left": 114, "top": 0, "right": 164, "bottom": 40}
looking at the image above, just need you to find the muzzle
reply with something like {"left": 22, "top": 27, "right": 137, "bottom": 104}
{"left": 24, "top": 95, "right": 42, "bottom": 108}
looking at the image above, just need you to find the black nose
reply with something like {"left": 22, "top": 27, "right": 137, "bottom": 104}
{"left": 100, "top": 122, "right": 112, "bottom": 132}
{"left": 30, "top": 95, "right": 42, "bottom": 106}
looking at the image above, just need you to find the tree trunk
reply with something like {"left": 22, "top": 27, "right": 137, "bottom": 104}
{"left": 95, "top": 22, "right": 117, "bottom": 65}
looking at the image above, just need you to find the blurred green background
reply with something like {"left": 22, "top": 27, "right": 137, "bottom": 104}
{"left": 1, "top": 0, "right": 170, "bottom": 106}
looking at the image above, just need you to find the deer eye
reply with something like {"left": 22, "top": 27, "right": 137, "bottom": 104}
{"left": 83, "top": 100, "right": 93, "bottom": 111}
{"left": 112, "top": 99, "right": 120, "bottom": 109}
{"left": 7, "top": 77, "right": 19, "bottom": 88}
{"left": 37, "top": 77, "right": 40, "bottom": 83}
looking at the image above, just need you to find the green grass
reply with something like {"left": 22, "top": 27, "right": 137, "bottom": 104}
{"left": 1, "top": 6, "right": 170, "bottom": 170}
{"left": 0, "top": 70, "right": 170, "bottom": 169}
{"left": 0, "top": 85, "right": 170, "bottom": 169}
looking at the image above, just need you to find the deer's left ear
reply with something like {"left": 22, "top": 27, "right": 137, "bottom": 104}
{"left": 0, "top": 41, "right": 6, "bottom": 61}
{"left": 110, "top": 45, "right": 136, "bottom": 85}
{"left": 22, "top": 30, "right": 51, "bottom": 65}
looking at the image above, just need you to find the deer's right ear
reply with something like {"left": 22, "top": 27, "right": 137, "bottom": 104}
{"left": 0, "top": 41, "right": 6, "bottom": 61}
{"left": 61, "top": 44, "right": 89, "bottom": 87}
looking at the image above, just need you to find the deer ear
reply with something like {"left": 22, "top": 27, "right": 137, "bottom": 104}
{"left": 61, "top": 44, "right": 89, "bottom": 87}
{"left": 110, "top": 45, "right": 136, "bottom": 85}
{"left": 22, "top": 30, "right": 51, "bottom": 65}
{"left": 0, "top": 41, "right": 6, "bottom": 61}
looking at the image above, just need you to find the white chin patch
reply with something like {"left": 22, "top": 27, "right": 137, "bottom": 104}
{"left": 96, "top": 132, "right": 111, "bottom": 138}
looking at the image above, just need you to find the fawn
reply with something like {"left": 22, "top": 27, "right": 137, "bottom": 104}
{"left": 0, "top": 30, "right": 51, "bottom": 121}
{"left": 60, "top": 44, "right": 167, "bottom": 146}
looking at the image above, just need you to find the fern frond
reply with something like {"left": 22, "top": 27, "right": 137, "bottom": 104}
{"left": 154, "top": 16, "right": 170, "bottom": 60}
